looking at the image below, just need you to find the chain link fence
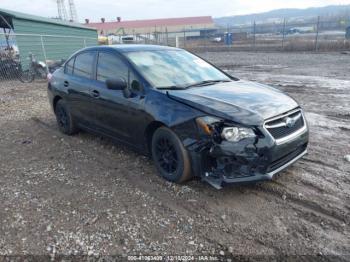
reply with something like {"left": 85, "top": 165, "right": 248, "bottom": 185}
{"left": 0, "top": 31, "right": 96, "bottom": 82}
{"left": 0, "top": 30, "right": 18, "bottom": 81}
{"left": 1, "top": 16, "right": 349, "bottom": 82}
{"left": 107, "top": 16, "right": 350, "bottom": 52}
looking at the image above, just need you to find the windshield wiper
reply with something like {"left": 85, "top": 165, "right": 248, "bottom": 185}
{"left": 157, "top": 85, "right": 187, "bottom": 90}
{"left": 157, "top": 80, "right": 231, "bottom": 90}
{"left": 185, "top": 79, "right": 231, "bottom": 88}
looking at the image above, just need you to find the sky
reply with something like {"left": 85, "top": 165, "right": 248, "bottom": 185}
{"left": 1, "top": 0, "right": 350, "bottom": 22}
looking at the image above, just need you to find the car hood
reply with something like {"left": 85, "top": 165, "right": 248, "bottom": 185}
{"left": 167, "top": 80, "right": 299, "bottom": 126}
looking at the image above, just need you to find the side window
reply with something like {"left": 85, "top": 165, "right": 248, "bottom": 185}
{"left": 65, "top": 57, "right": 75, "bottom": 74}
{"left": 96, "top": 52, "right": 128, "bottom": 82}
{"left": 73, "top": 52, "right": 95, "bottom": 78}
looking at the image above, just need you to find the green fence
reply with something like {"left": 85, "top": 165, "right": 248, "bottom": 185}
{"left": 0, "top": 32, "right": 98, "bottom": 81}
{"left": 15, "top": 33, "right": 97, "bottom": 69}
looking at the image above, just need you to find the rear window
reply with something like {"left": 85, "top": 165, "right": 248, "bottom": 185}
{"left": 73, "top": 52, "right": 94, "bottom": 78}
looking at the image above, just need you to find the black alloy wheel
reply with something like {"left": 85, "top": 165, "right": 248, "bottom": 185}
{"left": 151, "top": 127, "right": 192, "bottom": 183}
{"left": 54, "top": 100, "right": 78, "bottom": 135}
{"left": 56, "top": 104, "right": 69, "bottom": 130}
{"left": 155, "top": 136, "right": 179, "bottom": 174}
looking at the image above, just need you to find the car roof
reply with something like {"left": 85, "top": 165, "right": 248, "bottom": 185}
{"left": 82, "top": 44, "right": 181, "bottom": 54}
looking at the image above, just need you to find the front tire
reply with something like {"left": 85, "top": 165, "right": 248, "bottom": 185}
{"left": 54, "top": 100, "right": 78, "bottom": 135}
{"left": 151, "top": 127, "right": 192, "bottom": 183}
{"left": 18, "top": 69, "right": 34, "bottom": 83}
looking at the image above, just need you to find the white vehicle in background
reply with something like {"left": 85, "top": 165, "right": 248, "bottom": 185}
{"left": 107, "top": 34, "right": 153, "bottom": 44}
{"left": 212, "top": 37, "right": 222, "bottom": 42}
{"left": 286, "top": 26, "right": 314, "bottom": 34}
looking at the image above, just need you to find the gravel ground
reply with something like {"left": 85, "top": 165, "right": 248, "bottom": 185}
{"left": 0, "top": 51, "right": 349, "bottom": 260}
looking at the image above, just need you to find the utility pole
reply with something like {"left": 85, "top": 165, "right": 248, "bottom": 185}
{"left": 57, "top": 0, "right": 68, "bottom": 21}
{"left": 68, "top": 0, "right": 78, "bottom": 22}
{"left": 56, "top": 0, "right": 78, "bottom": 22}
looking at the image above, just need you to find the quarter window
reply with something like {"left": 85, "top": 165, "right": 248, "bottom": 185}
{"left": 73, "top": 52, "right": 94, "bottom": 78}
{"left": 96, "top": 52, "right": 128, "bottom": 82}
{"left": 65, "top": 57, "right": 75, "bottom": 75}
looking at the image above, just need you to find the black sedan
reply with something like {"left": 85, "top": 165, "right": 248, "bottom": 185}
{"left": 48, "top": 45, "right": 309, "bottom": 189}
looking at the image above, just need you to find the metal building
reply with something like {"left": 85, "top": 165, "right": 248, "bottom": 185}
{"left": 85, "top": 16, "right": 215, "bottom": 46}
{"left": 85, "top": 16, "right": 215, "bottom": 36}
{"left": 0, "top": 8, "right": 97, "bottom": 65}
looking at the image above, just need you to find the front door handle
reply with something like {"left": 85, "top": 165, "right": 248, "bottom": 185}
{"left": 91, "top": 90, "right": 100, "bottom": 98}
{"left": 64, "top": 80, "right": 69, "bottom": 87}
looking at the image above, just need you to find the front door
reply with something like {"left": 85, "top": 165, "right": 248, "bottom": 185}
{"left": 89, "top": 51, "right": 145, "bottom": 146}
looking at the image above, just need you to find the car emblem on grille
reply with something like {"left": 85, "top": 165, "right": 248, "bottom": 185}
{"left": 265, "top": 112, "right": 302, "bottom": 130}
{"left": 284, "top": 117, "right": 296, "bottom": 128}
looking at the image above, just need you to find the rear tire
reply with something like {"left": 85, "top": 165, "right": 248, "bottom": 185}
{"left": 151, "top": 127, "right": 192, "bottom": 183}
{"left": 37, "top": 67, "right": 47, "bottom": 79}
{"left": 54, "top": 100, "right": 78, "bottom": 135}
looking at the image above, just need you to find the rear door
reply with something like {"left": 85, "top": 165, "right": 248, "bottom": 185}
{"left": 64, "top": 51, "right": 96, "bottom": 126}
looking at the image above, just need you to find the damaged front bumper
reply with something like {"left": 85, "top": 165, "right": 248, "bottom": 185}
{"left": 204, "top": 147, "right": 307, "bottom": 189}
{"left": 186, "top": 122, "right": 309, "bottom": 189}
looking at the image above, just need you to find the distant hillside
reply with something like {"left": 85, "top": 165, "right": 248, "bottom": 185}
{"left": 214, "top": 5, "right": 350, "bottom": 26}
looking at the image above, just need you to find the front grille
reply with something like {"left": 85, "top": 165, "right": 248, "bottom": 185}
{"left": 265, "top": 110, "right": 305, "bottom": 140}
{"left": 267, "top": 143, "right": 307, "bottom": 172}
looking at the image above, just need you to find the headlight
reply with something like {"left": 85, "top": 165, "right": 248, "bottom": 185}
{"left": 196, "top": 116, "right": 221, "bottom": 135}
{"left": 196, "top": 116, "right": 256, "bottom": 142}
{"left": 221, "top": 127, "right": 256, "bottom": 142}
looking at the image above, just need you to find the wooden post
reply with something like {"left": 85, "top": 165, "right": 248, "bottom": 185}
{"left": 282, "top": 18, "right": 286, "bottom": 50}
{"left": 315, "top": 16, "right": 320, "bottom": 52}
{"left": 165, "top": 27, "right": 169, "bottom": 46}
{"left": 183, "top": 28, "right": 186, "bottom": 48}
{"left": 253, "top": 21, "right": 256, "bottom": 51}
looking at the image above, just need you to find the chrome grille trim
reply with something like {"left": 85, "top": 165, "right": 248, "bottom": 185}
{"left": 263, "top": 109, "right": 307, "bottom": 145}
{"left": 265, "top": 111, "right": 302, "bottom": 129}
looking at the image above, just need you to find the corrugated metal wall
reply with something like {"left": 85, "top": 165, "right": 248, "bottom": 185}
{"left": 12, "top": 18, "right": 97, "bottom": 66}
{"left": 13, "top": 18, "right": 97, "bottom": 36}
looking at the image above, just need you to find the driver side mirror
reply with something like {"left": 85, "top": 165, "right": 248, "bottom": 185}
{"left": 106, "top": 78, "right": 127, "bottom": 90}
{"left": 131, "top": 80, "right": 143, "bottom": 93}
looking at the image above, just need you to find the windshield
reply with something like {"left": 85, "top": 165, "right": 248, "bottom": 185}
{"left": 125, "top": 50, "right": 231, "bottom": 89}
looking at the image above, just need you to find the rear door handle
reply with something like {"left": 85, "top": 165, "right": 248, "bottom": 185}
{"left": 91, "top": 90, "right": 100, "bottom": 98}
{"left": 64, "top": 81, "right": 69, "bottom": 87}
